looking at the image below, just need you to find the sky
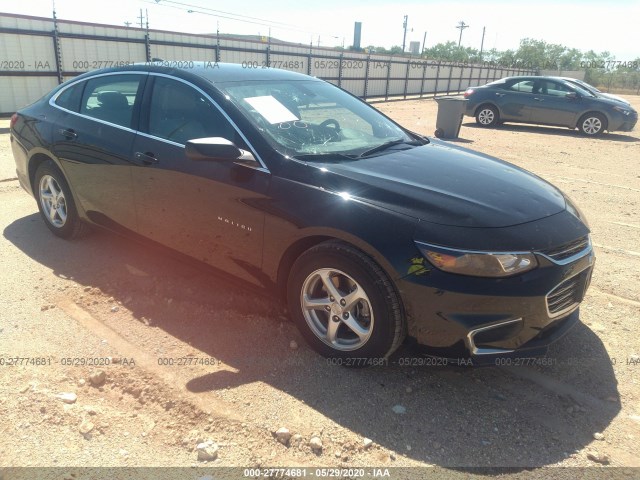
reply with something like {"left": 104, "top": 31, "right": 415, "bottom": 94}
{"left": 1, "top": 0, "right": 639, "bottom": 60}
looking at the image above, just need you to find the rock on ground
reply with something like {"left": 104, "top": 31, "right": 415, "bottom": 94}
{"left": 275, "top": 427, "right": 291, "bottom": 446}
{"left": 196, "top": 440, "right": 219, "bottom": 461}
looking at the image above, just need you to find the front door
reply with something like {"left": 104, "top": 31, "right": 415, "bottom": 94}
{"left": 529, "top": 80, "right": 579, "bottom": 127}
{"left": 131, "top": 75, "right": 269, "bottom": 286}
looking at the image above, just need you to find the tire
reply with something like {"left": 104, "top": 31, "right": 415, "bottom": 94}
{"left": 287, "top": 241, "right": 405, "bottom": 365}
{"left": 34, "top": 160, "right": 89, "bottom": 239}
{"left": 475, "top": 104, "right": 499, "bottom": 127}
{"left": 578, "top": 112, "right": 607, "bottom": 136}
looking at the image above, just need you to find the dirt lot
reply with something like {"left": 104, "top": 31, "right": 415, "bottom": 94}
{"left": 0, "top": 97, "right": 639, "bottom": 479}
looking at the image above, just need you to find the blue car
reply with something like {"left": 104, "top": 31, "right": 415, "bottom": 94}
{"left": 464, "top": 76, "right": 637, "bottom": 136}
{"left": 557, "top": 77, "right": 631, "bottom": 106}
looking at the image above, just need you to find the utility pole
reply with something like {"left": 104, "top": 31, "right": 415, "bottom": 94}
{"left": 422, "top": 31, "right": 427, "bottom": 55}
{"left": 402, "top": 15, "right": 408, "bottom": 52}
{"left": 456, "top": 20, "right": 469, "bottom": 46}
{"left": 138, "top": 9, "right": 145, "bottom": 28}
{"left": 479, "top": 26, "right": 486, "bottom": 58}
{"left": 124, "top": 21, "right": 132, "bottom": 27}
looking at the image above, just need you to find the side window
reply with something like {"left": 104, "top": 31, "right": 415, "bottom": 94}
{"left": 80, "top": 75, "right": 143, "bottom": 129}
{"left": 55, "top": 81, "right": 84, "bottom": 112}
{"left": 147, "top": 76, "right": 237, "bottom": 145}
{"left": 507, "top": 80, "right": 535, "bottom": 93}
{"left": 540, "top": 81, "right": 572, "bottom": 97}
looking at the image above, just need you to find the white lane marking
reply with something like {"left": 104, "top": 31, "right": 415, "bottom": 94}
{"left": 606, "top": 221, "right": 640, "bottom": 230}
{"left": 545, "top": 175, "right": 640, "bottom": 193}
{"left": 593, "top": 243, "right": 640, "bottom": 257}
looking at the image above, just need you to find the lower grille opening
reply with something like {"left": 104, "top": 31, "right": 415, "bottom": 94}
{"left": 546, "top": 270, "right": 590, "bottom": 317}
{"left": 473, "top": 320, "right": 524, "bottom": 347}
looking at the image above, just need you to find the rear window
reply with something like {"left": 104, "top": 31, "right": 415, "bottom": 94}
{"left": 79, "top": 74, "right": 143, "bottom": 129}
{"left": 54, "top": 81, "right": 84, "bottom": 112}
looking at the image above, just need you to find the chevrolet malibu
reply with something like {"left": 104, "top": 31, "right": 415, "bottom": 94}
{"left": 10, "top": 63, "right": 595, "bottom": 365}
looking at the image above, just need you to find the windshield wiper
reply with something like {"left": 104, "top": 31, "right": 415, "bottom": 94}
{"left": 356, "top": 139, "right": 422, "bottom": 158}
{"left": 291, "top": 152, "right": 359, "bottom": 162}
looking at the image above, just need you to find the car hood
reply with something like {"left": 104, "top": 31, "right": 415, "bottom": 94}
{"left": 296, "top": 140, "right": 566, "bottom": 228}
{"left": 598, "top": 92, "right": 631, "bottom": 106}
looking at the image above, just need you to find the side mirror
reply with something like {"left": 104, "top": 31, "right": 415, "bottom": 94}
{"left": 565, "top": 92, "right": 579, "bottom": 100}
{"left": 186, "top": 137, "right": 243, "bottom": 161}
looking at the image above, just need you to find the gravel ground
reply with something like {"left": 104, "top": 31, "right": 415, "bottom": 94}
{"left": 0, "top": 98, "right": 638, "bottom": 479}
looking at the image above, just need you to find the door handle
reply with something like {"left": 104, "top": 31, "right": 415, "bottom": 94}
{"left": 59, "top": 128, "right": 77, "bottom": 139}
{"left": 495, "top": 93, "right": 505, "bottom": 97}
{"left": 134, "top": 151, "right": 159, "bottom": 165}
{"left": 533, "top": 97, "right": 544, "bottom": 102}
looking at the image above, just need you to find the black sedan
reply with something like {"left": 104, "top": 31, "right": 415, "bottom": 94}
{"left": 10, "top": 63, "right": 594, "bottom": 365}
{"left": 464, "top": 76, "right": 637, "bottom": 135}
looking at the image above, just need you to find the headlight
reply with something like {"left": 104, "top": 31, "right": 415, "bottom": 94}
{"left": 416, "top": 242, "right": 538, "bottom": 278}
{"left": 613, "top": 106, "right": 630, "bottom": 116}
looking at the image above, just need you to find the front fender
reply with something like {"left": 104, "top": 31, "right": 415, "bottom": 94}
{"left": 262, "top": 176, "right": 421, "bottom": 288}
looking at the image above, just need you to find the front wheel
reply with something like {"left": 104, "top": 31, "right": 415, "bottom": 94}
{"left": 578, "top": 112, "right": 607, "bottom": 136}
{"left": 34, "top": 160, "right": 89, "bottom": 239}
{"left": 475, "top": 105, "right": 499, "bottom": 127}
{"left": 287, "top": 241, "right": 405, "bottom": 365}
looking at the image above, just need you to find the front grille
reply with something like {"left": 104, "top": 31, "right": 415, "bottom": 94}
{"left": 541, "top": 236, "right": 590, "bottom": 262}
{"left": 546, "top": 270, "right": 590, "bottom": 317}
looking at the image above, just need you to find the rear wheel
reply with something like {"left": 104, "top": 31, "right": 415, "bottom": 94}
{"left": 34, "top": 160, "right": 89, "bottom": 239}
{"left": 578, "top": 112, "right": 607, "bottom": 136}
{"left": 287, "top": 241, "right": 405, "bottom": 365}
{"left": 475, "top": 105, "right": 499, "bottom": 127}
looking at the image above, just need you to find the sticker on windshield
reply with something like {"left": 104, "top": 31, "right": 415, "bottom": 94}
{"left": 244, "top": 96, "right": 299, "bottom": 124}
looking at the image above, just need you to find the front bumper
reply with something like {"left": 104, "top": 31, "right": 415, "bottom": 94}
{"left": 398, "top": 241, "right": 594, "bottom": 364}
{"left": 609, "top": 112, "right": 638, "bottom": 132}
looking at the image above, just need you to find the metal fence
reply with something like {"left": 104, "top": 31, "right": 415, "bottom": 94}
{"left": 0, "top": 12, "right": 536, "bottom": 115}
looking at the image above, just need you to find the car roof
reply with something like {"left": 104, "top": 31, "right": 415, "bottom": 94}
{"left": 498, "top": 75, "right": 573, "bottom": 82}
{"left": 490, "top": 76, "right": 583, "bottom": 88}
{"left": 100, "top": 61, "right": 317, "bottom": 83}
{"left": 59, "top": 61, "right": 318, "bottom": 89}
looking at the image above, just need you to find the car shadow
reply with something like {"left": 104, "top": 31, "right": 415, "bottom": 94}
{"left": 4, "top": 216, "right": 621, "bottom": 470}
{"left": 463, "top": 122, "right": 640, "bottom": 142}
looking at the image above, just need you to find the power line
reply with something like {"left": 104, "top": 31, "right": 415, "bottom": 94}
{"left": 152, "top": 0, "right": 300, "bottom": 30}
{"left": 144, "top": 0, "right": 341, "bottom": 40}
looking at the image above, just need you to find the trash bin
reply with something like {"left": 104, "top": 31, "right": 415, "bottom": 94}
{"left": 433, "top": 96, "right": 468, "bottom": 139}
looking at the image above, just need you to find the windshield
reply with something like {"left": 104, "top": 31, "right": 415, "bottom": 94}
{"left": 566, "top": 82, "right": 595, "bottom": 97}
{"left": 217, "top": 79, "right": 419, "bottom": 158}
{"left": 573, "top": 78, "right": 601, "bottom": 93}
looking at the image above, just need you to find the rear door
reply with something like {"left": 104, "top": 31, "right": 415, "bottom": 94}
{"left": 50, "top": 72, "right": 147, "bottom": 232}
{"left": 131, "top": 74, "right": 269, "bottom": 286}
{"left": 493, "top": 79, "right": 537, "bottom": 122}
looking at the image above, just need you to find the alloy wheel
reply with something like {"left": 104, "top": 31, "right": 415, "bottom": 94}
{"left": 39, "top": 174, "right": 67, "bottom": 228}
{"left": 300, "top": 268, "right": 374, "bottom": 351}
